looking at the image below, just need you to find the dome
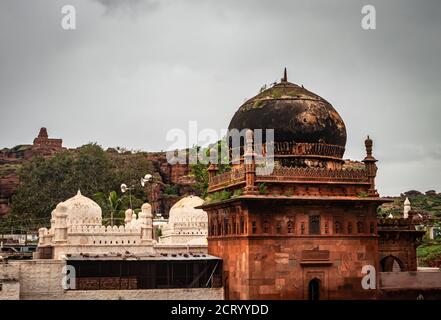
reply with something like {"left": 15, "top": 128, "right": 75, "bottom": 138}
{"left": 168, "top": 195, "right": 207, "bottom": 224}
{"left": 55, "top": 190, "right": 102, "bottom": 226}
{"left": 141, "top": 202, "right": 152, "bottom": 213}
{"left": 160, "top": 195, "right": 208, "bottom": 245}
{"left": 228, "top": 70, "right": 347, "bottom": 147}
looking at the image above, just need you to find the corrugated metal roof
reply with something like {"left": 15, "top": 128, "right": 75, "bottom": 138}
{"left": 65, "top": 252, "right": 221, "bottom": 261}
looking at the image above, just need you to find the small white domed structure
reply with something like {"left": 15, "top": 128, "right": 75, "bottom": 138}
{"left": 36, "top": 192, "right": 208, "bottom": 260}
{"left": 58, "top": 190, "right": 102, "bottom": 227}
{"left": 159, "top": 195, "right": 208, "bottom": 245}
{"left": 168, "top": 195, "right": 207, "bottom": 224}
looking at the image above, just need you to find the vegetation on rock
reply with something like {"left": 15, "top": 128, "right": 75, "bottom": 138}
{"left": 2, "top": 144, "right": 154, "bottom": 231}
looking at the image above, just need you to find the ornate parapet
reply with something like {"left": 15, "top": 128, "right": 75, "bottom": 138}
{"left": 271, "top": 142, "right": 345, "bottom": 159}
{"left": 208, "top": 165, "right": 369, "bottom": 193}
{"left": 378, "top": 217, "right": 416, "bottom": 230}
{"left": 256, "top": 167, "right": 369, "bottom": 183}
{"left": 231, "top": 142, "right": 345, "bottom": 159}
{"left": 68, "top": 224, "right": 142, "bottom": 234}
{"left": 208, "top": 167, "right": 246, "bottom": 192}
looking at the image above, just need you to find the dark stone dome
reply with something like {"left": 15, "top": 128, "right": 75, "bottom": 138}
{"left": 228, "top": 74, "right": 347, "bottom": 147}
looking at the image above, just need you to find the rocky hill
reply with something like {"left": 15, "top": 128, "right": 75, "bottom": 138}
{"left": 0, "top": 128, "right": 197, "bottom": 219}
{"left": 378, "top": 190, "right": 441, "bottom": 219}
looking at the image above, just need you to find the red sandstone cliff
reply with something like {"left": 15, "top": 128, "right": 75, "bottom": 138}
{"left": 0, "top": 128, "right": 196, "bottom": 218}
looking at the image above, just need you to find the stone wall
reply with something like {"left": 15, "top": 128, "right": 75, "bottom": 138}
{"left": 1, "top": 259, "right": 222, "bottom": 300}
{"left": 154, "top": 243, "right": 207, "bottom": 254}
{"left": 55, "top": 288, "right": 223, "bottom": 300}
{"left": 160, "top": 232, "right": 208, "bottom": 245}
{"left": 379, "top": 271, "right": 441, "bottom": 289}
{"left": 379, "top": 271, "right": 441, "bottom": 300}
{"left": 207, "top": 200, "right": 380, "bottom": 300}
{"left": 0, "top": 280, "right": 20, "bottom": 300}
{"left": 7, "top": 260, "right": 66, "bottom": 299}
{"left": 0, "top": 263, "right": 21, "bottom": 300}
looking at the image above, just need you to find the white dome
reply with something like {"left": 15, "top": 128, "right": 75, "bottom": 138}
{"left": 159, "top": 195, "right": 208, "bottom": 245}
{"left": 55, "top": 190, "right": 102, "bottom": 226}
{"left": 168, "top": 196, "right": 207, "bottom": 224}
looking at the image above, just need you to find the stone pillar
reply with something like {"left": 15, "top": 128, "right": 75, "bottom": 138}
{"left": 208, "top": 163, "right": 218, "bottom": 182}
{"left": 362, "top": 136, "right": 379, "bottom": 197}
{"left": 244, "top": 129, "right": 258, "bottom": 195}
{"left": 54, "top": 205, "right": 68, "bottom": 243}
{"left": 38, "top": 228, "right": 47, "bottom": 245}
{"left": 140, "top": 203, "right": 153, "bottom": 244}
{"left": 124, "top": 209, "right": 133, "bottom": 225}
{"left": 403, "top": 197, "right": 411, "bottom": 219}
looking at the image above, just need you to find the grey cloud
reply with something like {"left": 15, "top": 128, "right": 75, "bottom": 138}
{"left": 94, "top": 0, "right": 160, "bottom": 14}
{"left": 0, "top": 0, "right": 440, "bottom": 195}
{"left": 378, "top": 144, "right": 441, "bottom": 164}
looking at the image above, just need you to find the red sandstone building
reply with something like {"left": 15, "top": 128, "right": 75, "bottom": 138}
{"left": 31, "top": 127, "right": 63, "bottom": 157}
{"left": 200, "top": 71, "right": 437, "bottom": 300}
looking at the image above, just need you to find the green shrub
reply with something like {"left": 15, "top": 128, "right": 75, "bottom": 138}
{"left": 417, "top": 243, "right": 441, "bottom": 266}
{"left": 205, "top": 190, "right": 232, "bottom": 204}
{"left": 258, "top": 183, "right": 267, "bottom": 195}
{"left": 232, "top": 188, "right": 243, "bottom": 198}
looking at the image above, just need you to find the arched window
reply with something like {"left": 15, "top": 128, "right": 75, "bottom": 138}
{"left": 309, "top": 215, "right": 320, "bottom": 235}
{"left": 287, "top": 220, "right": 294, "bottom": 234}
{"left": 347, "top": 222, "right": 353, "bottom": 234}
{"left": 370, "top": 222, "right": 375, "bottom": 234}
{"left": 252, "top": 221, "right": 257, "bottom": 234}
{"left": 300, "top": 222, "right": 305, "bottom": 235}
{"left": 240, "top": 216, "right": 245, "bottom": 234}
{"left": 276, "top": 221, "right": 282, "bottom": 234}
{"left": 380, "top": 255, "right": 405, "bottom": 272}
{"left": 263, "top": 220, "right": 270, "bottom": 234}
{"left": 335, "top": 221, "right": 341, "bottom": 234}
{"left": 357, "top": 221, "right": 364, "bottom": 233}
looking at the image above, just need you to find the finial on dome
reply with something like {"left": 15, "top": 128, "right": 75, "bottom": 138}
{"left": 281, "top": 68, "right": 288, "bottom": 82}
{"left": 364, "top": 135, "right": 373, "bottom": 157}
{"left": 403, "top": 197, "right": 411, "bottom": 219}
{"left": 77, "top": 190, "right": 82, "bottom": 196}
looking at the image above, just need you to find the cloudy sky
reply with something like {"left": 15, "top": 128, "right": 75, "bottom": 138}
{"left": 0, "top": 0, "right": 440, "bottom": 196}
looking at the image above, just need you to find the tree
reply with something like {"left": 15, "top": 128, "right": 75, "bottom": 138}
{"left": 94, "top": 191, "right": 123, "bottom": 226}
{"left": 12, "top": 144, "right": 116, "bottom": 219}
{"left": 190, "top": 138, "right": 231, "bottom": 197}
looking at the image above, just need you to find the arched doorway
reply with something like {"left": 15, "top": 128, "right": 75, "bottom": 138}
{"left": 380, "top": 255, "right": 405, "bottom": 272}
{"left": 308, "top": 278, "right": 320, "bottom": 300}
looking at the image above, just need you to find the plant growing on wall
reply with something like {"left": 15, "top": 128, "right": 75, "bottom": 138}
{"left": 258, "top": 183, "right": 267, "bottom": 195}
